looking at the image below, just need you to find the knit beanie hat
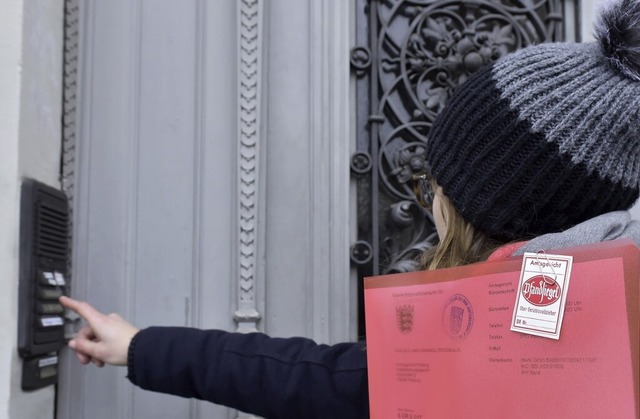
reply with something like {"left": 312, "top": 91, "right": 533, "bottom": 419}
{"left": 425, "top": 0, "right": 640, "bottom": 240}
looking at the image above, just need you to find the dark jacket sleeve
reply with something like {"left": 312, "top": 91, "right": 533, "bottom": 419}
{"left": 126, "top": 327, "right": 369, "bottom": 419}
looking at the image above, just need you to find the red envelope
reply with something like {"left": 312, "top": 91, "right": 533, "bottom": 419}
{"left": 365, "top": 239, "right": 639, "bottom": 419}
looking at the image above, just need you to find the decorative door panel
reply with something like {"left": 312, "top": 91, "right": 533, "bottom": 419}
{"left": 351, "top": 0, "right": 579, "bottom": 335}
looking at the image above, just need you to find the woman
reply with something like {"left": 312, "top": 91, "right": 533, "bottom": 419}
{"left": 61, "top": 0, "right": 640, "bottom": 417}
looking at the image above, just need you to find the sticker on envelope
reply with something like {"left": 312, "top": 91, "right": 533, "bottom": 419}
{"left": 511, "top": 252, "right": 573, "bottom": 340}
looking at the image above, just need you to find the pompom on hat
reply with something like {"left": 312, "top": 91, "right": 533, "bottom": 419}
{"left": 425, "top": 0, "right": 640, "bottom": 240}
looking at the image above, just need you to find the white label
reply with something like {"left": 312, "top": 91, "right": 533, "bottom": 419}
{"left": 53, "top": 272, "right": 66, "bottom": 286}
{"left": 511, "top": 252, "right": 573, "bottom": 340}
{"left": 43, "top": 272, "right": 56, "bottom": 285}
{"left": 38, "top": 356, "right": 58, "bottom": 368}
{"left": 40, "top": 316, "right": 64, "bottom": 327}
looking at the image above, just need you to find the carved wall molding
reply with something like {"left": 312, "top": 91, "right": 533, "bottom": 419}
{"left": 62, "top": 0, "right": 79, "bottom": 294}
{"left": 307, "top": 0, "right": 354, "bottom": 344}
{"left": 62, "top": 0, "right": 78, "bottom": 198}
{"left": 235, "top": 0, "right": 264, "bottom": 334}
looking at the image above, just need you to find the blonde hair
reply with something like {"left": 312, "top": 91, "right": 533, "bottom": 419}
{"left": 419, "top": 191, "right": 506, "bottom": 270}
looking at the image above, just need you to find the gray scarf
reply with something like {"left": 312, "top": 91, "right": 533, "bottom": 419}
{"left": 514, "top": 211, "right": 640, "bottom": 255}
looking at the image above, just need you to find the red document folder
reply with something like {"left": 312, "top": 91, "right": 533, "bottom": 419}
{"left": 365, "top": 239, "right": 639, "bottom": 419}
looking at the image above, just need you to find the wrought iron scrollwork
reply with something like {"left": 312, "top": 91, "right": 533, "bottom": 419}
{"left": 350, "top": 46, "right": 373, "bottom": 77}
{"left": 353, "top": 0, "right": 577, "bottom": 336}
{"left": 350, "top": 240, "right": 374, "bottom": 265}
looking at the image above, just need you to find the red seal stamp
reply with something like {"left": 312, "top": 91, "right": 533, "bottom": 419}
{"left": 442, "top": 294, "right": 474, "bottom": 340}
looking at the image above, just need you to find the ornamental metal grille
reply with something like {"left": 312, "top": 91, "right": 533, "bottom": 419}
{"left": 351, "top": 0, "right": 579, "bottom": 336}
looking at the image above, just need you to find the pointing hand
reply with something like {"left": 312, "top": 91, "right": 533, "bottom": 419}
{"left": 59, "top": 296, "right": 139, "bottom": 367}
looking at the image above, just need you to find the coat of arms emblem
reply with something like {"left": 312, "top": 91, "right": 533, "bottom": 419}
{"left": 396, "top": 304, "right": 414, "bottom": 334}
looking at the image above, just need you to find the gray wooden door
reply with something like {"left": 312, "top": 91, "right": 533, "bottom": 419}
{"left": 57, "top": 1, "right": 353, "bottom": 418}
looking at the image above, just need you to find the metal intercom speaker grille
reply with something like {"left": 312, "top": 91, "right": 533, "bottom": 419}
{"left": 36, "top": 204, "right": 68, "bottom": 259}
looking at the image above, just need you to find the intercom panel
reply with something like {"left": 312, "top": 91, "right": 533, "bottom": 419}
{"left": 18, "top": 179, "right": 69, "bottom": 388}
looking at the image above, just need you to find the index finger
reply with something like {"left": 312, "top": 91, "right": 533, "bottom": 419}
{"left": 59, "top": 296, "right": 106, "bottom": 326}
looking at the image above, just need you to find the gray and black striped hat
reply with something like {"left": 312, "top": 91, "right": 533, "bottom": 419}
{"left": 426, "top": 0, "right": 640, "bottom": 240}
